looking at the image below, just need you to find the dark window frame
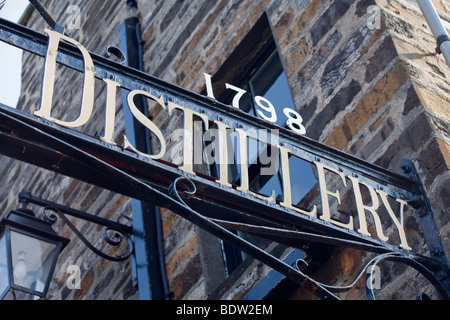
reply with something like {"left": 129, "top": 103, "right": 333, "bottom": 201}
{"left": 203, "top": 13, "right": 293, "bottom": 275}
{"left": 199, "top": 15, "right": 321, "bottom": 298}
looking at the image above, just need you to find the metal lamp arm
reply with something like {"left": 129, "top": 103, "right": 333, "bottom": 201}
{"left": 18, "top": 190, "right": 133, "bottom": 262}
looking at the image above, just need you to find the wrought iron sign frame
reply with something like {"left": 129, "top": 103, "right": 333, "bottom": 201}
{"left": 0, "top": 16, "right": 449, "bottom": 300}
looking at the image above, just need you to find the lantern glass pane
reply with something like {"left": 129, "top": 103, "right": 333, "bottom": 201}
{"left": 0, "top": 233, "right": 9, "bottom": 299}
{"left": 10, "top": 230, "right": 58, "bottom": 294}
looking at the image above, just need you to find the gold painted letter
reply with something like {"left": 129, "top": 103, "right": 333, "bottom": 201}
{"left": 167, "top": 102, "right": 209, "bottom": 175}
{"left": 348, "top": 176, "right": 388, "bottom": 242}
{"left": 377, "top": 190, "right": 412, "bottom": 250}
{"left": 35, "top": 28, "right": 95, "bottom": 128}
{"left": 100, "top": 78, "right": 120, "bottom": 145}
{"left": 315, "top": 161, "right": 353, "bottom": 230}
{"left": 279, "top": 147, "right": 316, "bottom": 217}
{"left": 213, "top": 120, "right": 232, "bottom": 188}
{"left": 124, "top": 90, "right": 167, "bottom": 159}
{"left": 235, "top": 128, "right": 275, "bottom": 203}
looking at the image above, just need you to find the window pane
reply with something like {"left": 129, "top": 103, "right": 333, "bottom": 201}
{"left": 0, "top": 234, "right": 9, "bottom": 299}
{"left": 262, "top": 72, "right": 294, "bottom": 127}
{"left": 217, "top": 44, "right": 300, "bottom": 276}
{"left": 10, "top": 230, "right": 57, "bottom": 294}
{"left": 289, "top": 156, "right": 318, "bottom": 207}
{"left": 249, "top": 51, "right": 294, "bottom": 127}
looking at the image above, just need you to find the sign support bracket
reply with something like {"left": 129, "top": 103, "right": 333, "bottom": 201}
{"left": 401, "top": 158, "right": 450, "bottom": 294}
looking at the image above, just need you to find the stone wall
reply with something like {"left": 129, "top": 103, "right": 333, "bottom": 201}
{"left": 0, "top": 0, "right": 448, "bottom": 300}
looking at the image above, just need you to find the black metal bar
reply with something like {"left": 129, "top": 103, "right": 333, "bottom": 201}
{"left": 2, "top": 18, "right": 449, "bottom": 298}
{"left": 28, "top": 0, "right": 64, "bottom": 33}
{"left": 17, "top": 189, "right": 133, "bottom": 234}
{"left": 401, "top": 158, "right": 450, "bottom": 294}
{"left": 0, "top": 104, "right": 339, "bottom": 299}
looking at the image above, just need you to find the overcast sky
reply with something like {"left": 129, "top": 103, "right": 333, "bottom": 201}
{"left": 0, "top": 0, "right": 31, "bottom": 108}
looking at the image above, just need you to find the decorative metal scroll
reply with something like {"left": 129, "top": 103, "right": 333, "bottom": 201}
{"left": 167, "top": 177, "right": 450, "bottom": 300}
{"left": 40, "top": 206, "right": 133, "bottom": 262}
{"left": 102, "top": 45, "right": 126, "bottom": 64}
{"left": 0, "top": 16, "right": 449, "bottom": 299}
{"left": 16, "top": 189, "right": 134, "bottom": 262}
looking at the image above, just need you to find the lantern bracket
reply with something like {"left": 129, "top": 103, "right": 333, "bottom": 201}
{"left": 17, "top": 190, "right": 134, "bottom": 262}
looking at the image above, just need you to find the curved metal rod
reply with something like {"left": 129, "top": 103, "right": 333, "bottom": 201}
{"left": 364, "top": 252, "right": 450, "bottom": 300}
{"left": 1, "top": 112, "right": 337, "bottom": 297}
{"left": 210, "top": 218, "right": 391, "bottom": 254}
{"left": 42, "top": 206, "right": 133, "bottom": 262}
{"left": 227, "top": 217, "right": 449, "bottom": 299}
{"left": 168, "top": 177, "right": 340, "bottom": 300}
{"left": 168, "top": 176, "right": 197, "bottom": 205}
{"left": 287, "top": 251, "right": 450, "bottom": 300}
{"left": 102, "top": 45, "right": 126, "bottom": 64}
{"left": 186, "top": 200, "right": 450, "bottom": 299}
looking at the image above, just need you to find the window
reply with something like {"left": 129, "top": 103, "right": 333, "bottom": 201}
{"left": 200, "top": 14, "right": 318, "bottom": 288}
{"left": 201, "top": 14, "right": 316, "bottom": 276}
{"left": 218, "top": 47, "right": 319, "bottom": 274}
{"left": 240, "top": 48, "right": 293, "bottom": 127}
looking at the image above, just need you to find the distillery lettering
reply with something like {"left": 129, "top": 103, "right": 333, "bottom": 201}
{"left": 33, "top": 29, "right": 412, "bottom": 250}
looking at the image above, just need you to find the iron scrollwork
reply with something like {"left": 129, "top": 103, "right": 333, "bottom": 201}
{"left": 102, "top": 45, "right": 126, "bottom": 64}
{"left": 40, "top": 206, "right": 133, "bottom": 262}
{"left": 167, "top": 176, "right": 450, "bottom": 300}
{"left": 42, "top": 206, "right": 133, "bottom": 262}
{"left": 293, "top": 252, "right": 450, "bottom": 300}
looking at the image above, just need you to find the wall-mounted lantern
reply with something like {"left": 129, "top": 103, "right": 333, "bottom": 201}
{"left": 0, "top": 208, "right": 69, "bottom": 299}
{"left": 0, "top": 190, "right": 133, "bottom": 300}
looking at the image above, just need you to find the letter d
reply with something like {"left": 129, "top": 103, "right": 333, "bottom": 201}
{"left": 35, "top": 28, "right": 95, "bottom": 128}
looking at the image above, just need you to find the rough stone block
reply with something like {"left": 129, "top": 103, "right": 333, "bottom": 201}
{"left": 324, "top": 60, "right": 409, "bottom": 149}
{"left": 309, "top": 79, "right": 362, "bottom": 141}
{"left": 310, "top": 0, "right": 353, "bottom": 46}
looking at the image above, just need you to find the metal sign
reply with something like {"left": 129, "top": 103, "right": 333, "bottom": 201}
{"left": 0, "top": 18, "right": 449, "bottom": 299}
